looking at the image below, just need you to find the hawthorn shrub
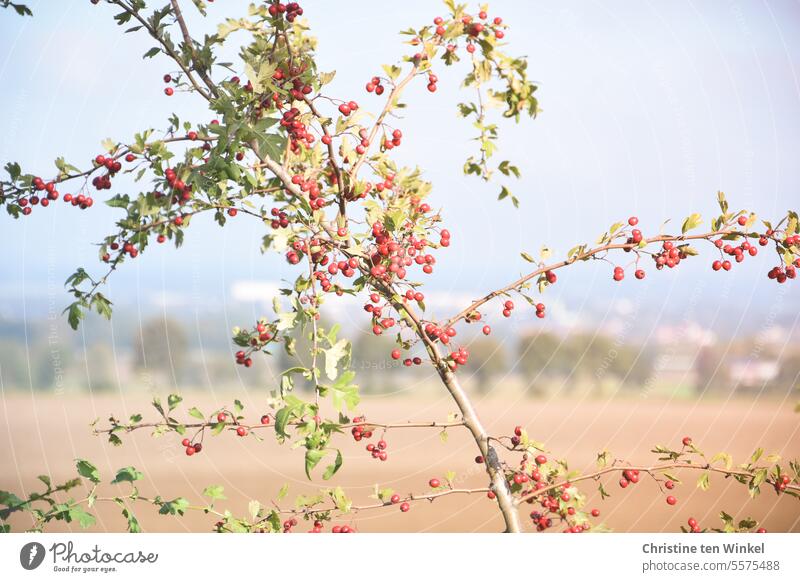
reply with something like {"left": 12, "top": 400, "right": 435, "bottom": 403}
{"left": 1, "top": 0, "right": 799, "bottom": 534}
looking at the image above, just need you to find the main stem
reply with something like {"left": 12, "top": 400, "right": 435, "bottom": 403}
{"left": 378, "top": 281, "right": 522, "bottom": 533}
{"left": 437, "top": 366, "right": 522, "bottom": 532}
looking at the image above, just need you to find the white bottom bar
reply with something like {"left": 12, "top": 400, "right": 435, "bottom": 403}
{"left": 1, "top": 533, "right": 797, "bottom": 580}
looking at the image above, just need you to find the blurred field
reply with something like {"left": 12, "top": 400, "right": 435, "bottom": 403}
{"left": 1, "top": 392, "right": 798, "bottom": 533}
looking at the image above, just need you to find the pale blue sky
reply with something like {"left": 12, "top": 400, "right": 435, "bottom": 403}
{"left": 1, "top": 1, "right": 799, "bottom": 330}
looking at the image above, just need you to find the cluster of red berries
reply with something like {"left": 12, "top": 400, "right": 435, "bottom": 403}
{"left": 182, "top": 438, "right": 203, "bottom": 456}
{"left": 389, "top": 342, "right": 424, "bottom": 367}
{"left": 380, "top": 128, "right": 403, "bottom": 152}
{"left": 290, "top": 173, "right": 328, "bottom": 210}
{"left": 766, "top": 264, "right": 797, "bottom": 284}
{"left": 351, "top": 421, "right": 389, "bottom": 461}
{"left": 364, "top": 439, "right": 388, "bottom": 462}
{"left": 15, "top": 177, "right": 71, "bottom": 216}
{"left": 234, "top": 321, "right": 277, "bottom": 366}
{"left": 367, "top": 217, "right": 437, "bottom": 281}
{"left": 426, "top": 73, "right": 438, "bottom": 93}
{"left": 104, "top": 240, "right": 140, "bottom": 262}
{"left": 511, "top": 453, "right": 547, "bottom": 491}
{"left": 268, "top": 1, "right": 303, "bottom": 22}
{"left": 613, "top": 265, "right": 646, "bottom": 281}
{"left": 269, "top": 207, "right": 290, "bottom": 229}
{"left": 326, "top": 523, "right": 356, "bottom": 534}
{"left": 163, "top": 75, "right": 174, "bottom": 96}
{"left": 365, "top": 75, "right": 385, "bottom": 96}
{"left": 91, "top": 154, "right": 121, "bottom": 191}
{"left": 349, "top": 419, "right": 371, "bottom": 442}
{"left": 619, "top": 468, "right": 640, "bottom": 489}
{"left": 423, "top": 322, "right": 457, "bottom": 344}
{"left": 711, "top": 237, "right": 758, "bottom": 272}
{"left": 279, "top": 107, "right": 315, "bottom": 153}
{"left": 652, "top": 241, "right": 688, "bottom": 271}
{"left": 775, "top": 473, "right": 792, "bottom": 493}
{"left": 353, "top": 128, "right": 370, "bottom": 155}
{"left": 337, "top": 100, "right": 359, "bottom": 117}
{"left": 164, "top": 167, "right": 192, "bottom": 204}
{"left": 446, "top": 346, "right": 470, "bottom": 371}
{"left": 433, "top": 11, "right": 506, "bottom": 44}
{"left": 528, "top": 511, "right": 554, "bottom": 532}
{"left": 510, "top": 425, "right": 524, "bottom": 447}
{"left": 687, "top": 517, "right": 701, "bottom": 533}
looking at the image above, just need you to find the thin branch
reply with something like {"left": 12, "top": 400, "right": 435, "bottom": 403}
{"left": 444, "top": 228, "right": 748, "bottom": 328}
{"left": 515, "top": 462, "right": 800, "bottom": 506}
{"left": 168, "top": 0, "right": 218, "bottom": 98}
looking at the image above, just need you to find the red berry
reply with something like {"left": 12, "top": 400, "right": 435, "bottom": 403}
{"left": 682, "top": 436, "right": 692, "bottom": 446}
{"left": 400, "top": 502, "right": 410, "bottom": 512}
{"left": 535, "top": 454, "right": 547, "bottom": 465}
{"left": 217, "top": 412, "right": 227, "bottom": 423}
{"left": 429, "top": 478, "right": 441, "bottom": 488}
{"left": 236, "top": 426, "right": 247, "bottom": 437}
{"left": 164, "top": 87, "right": 174, "bottom": 96}
{"left": 260, "top": 415, "right": 270, "bottom": 425}
{"left": 737, "top": 215, "right": 748, "bottom": 226}
{"left": 628, "top": 216, "right": 638, "bottom": 226}
{"left": 181, "top": 438, "right": 190, "bottom": 447}
{"left": 665, "top": 480, "right": 675, "bottom": 490}
{"left": 390, "top": 494, "right": 401, "bottom": 504}
{"left": 666, "top": 496, "right": 677, "bottom": 505}
{"left": 185, "top": 446, "right": 195, "bottom": 456}
{"left": 591, "top": 509, "right": 600, "bottom": 517}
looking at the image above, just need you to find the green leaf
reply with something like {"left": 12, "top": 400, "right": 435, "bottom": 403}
{"left": 717, "top": 191, "right": 728, "bottom": 214}
{"left": 324, "top": 338, "right": 350, "bottom": 381}
{"left": 322, "top": 450, "right": 343, "bottom": 480}
{"left": 330, "top": 486, "right": 352, "bottom": 512}
{"left": 167, "top": 394, "right": 182, "bottom": 411}
{"left": 710, "top": 452, "right": 733, "bottom": 470}
{"left": 203, "top": 485, "right": 226, "bottom": 501}
{"left": 123, "top": 507, "right": 141, "bottom": 532}
{"left": 65, "top": 302, "right": 85, "bottom": 330}
{"left": 76, "top": 459, "right": 100, "bottom": 484}
{"left": 111, "top": 467, "right": 143, "bottom": 484}
{"left": 188, "top": 407, "right": 205, "bottom": 420}
{"left": 697, "top": 472, "right": 710, "bottom": 491}
{"left": 159, "top": 497, "right": 189, "bottom": 516}
{"left": 681, "top": 213, "right": 702, "bottom": 234}
{"left": 277, "top": 484, "right": 289, "bottom": 500}
{"left": 69, "top": 506, "right": 96, "bottom": 529}
{"left": 318, "top": 70, "right": 336, "bottom": 85}
{"left": 330, "top": 370, "right": 360, "bottom": 412}
{"left": 248, "top": 500, "right": 261, "bottom": 521}
{"left": 305, "top": 449, "right": 326, "bottom": 479}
